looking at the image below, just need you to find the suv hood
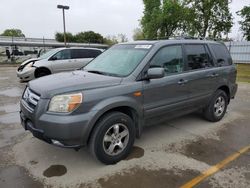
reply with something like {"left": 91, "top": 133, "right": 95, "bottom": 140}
{"left": 28, "top": 70, "right": 122, "bottom": 98}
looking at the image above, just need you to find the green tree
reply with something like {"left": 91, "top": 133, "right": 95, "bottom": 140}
{"left": 185, "top": 0, "right": 233, "bottom": 38}
{"left": 159, "top": 0, "right": 190, "bottom": 39}
{"left": 103, "top": 35, "right": 118, "bottom": 46}
{"left": 75, "top": 31, "right": 104, "bottom": 43}
{"left": 1, "top": 29, "right": 25, "bottom": 37}
{"left": 133, "top": 27, "right": 145, "bottom": 40}
{"left": 55, "top": 32, "right": 75, "bottom": 42}
{"left": 141, "top": 0, "right": 161, "bottom": 39}
{"left": 140, "top": 0, "right": 191, "bottom": 39}
{"left": 117, "top": 34, "right": 128, "bottom": 43}
{"left": 237, "top": 6, "right": 250, "bottom": 41}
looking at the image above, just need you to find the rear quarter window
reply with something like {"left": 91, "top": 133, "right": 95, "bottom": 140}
{"left": 210, "top": 44, "right": 232, "bottom": 66}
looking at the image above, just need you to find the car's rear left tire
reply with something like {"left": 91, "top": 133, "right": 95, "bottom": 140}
{"left": 89, "top": 112, "right": 136, "bottom": 165}
{"left": 203, "top": 89, "right": 228, "bottom": 122}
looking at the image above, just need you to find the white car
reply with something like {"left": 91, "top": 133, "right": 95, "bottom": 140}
{"left": 17, "top": 47, "right": 103, "bottom": 81}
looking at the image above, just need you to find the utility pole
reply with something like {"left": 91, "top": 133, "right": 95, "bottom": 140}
{"left": 57, "top": 5, "right": 70, "bottom": 47}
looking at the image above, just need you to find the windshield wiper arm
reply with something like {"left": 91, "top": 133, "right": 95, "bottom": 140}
{"left": 86, "top": 70, "right": 108, "bottom": 75}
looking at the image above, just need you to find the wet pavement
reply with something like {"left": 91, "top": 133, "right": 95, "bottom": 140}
{"left": 0, "top": 66, "right": 249, "bottom": 188}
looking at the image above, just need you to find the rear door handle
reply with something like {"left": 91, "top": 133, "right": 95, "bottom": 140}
{"left": 178, "top": 79, "right": 188, "bottom": 85}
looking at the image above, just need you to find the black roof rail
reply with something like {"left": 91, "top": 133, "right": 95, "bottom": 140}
{"left": 170, "top": 35, "right": 205, "bottom": 40}
{"left": 134, "top": 36, "right": 220, "bottom": 41}
{"left": 170, "top": 35, "right": 221, "bottom": 41}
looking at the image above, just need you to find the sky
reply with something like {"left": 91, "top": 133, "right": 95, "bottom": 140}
{"left": 0, "top": 0, "right": 249, "bottom": 41}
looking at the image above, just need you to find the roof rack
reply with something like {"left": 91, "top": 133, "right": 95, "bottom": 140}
{"left": 135, "top": 35, "right": 219, "bottom": 41}
{"left": 171, "top": 35, "right": 219, "bottom": 41}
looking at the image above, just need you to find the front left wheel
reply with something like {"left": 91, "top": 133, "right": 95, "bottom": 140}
{"left": 89, "top": 112, "right": 136, "bottom": 165}
{"left": 35, "top": 68, "right": 51, "bottom": 78}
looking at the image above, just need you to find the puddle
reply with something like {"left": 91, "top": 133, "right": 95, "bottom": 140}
{"left": 98, "top": 167, "right": 199, "bottom": 188}
{"left": 0, "top": 87, "right": 22, "bottom": 97}
{"left": 125, "top": 146, "right": 144, "bottom": 160}
{"left": 181, "top": 119, "right": 250, "bottom": 165}
{"left": 0, "top": 166, "right": 43, "bottom": 188}
{"left": 43, "top": 165, "right": 67, "bottom": 178}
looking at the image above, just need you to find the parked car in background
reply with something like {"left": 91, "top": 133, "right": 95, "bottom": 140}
{"left": 20, "top": 39, "right": 237, "bottom": 164}
{"left": 17, "top": 47, "right": 103, "bottom": 81}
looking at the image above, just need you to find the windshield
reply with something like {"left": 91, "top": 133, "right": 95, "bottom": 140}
{"left": 84, "top": 44, "right": 151, "bottom": 77}
{"left": 39, "top": 48, "right": 60, "bottom": 59}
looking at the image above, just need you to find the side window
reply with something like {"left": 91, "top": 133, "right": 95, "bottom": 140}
{"left": 71, "top": 49, "right": 82, "bottom": 59}
{"left": 210, "top": 44, "right": 232, "bottom": 66}
{"left": 72, "top": 49, "right": 102, "bottom": 59}
{"left": 150, "top": 45, "right": 184, "bottom": 75}
{"left": 84, "top": 49, "right": 102, "bottom": 58}
{"left": 185, "top": 44, "right": 213, "bottom": 70}
{"left": 52, "top": 49, "right": 71, "bottom": 60}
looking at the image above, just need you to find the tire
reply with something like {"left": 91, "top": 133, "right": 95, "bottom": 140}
{"left": 89, "top": 112, "right": 136, "bottom": 165}
{"left": 203, "top": 90, "right": 228, "bottom": 122}
{"left": 35, "top": 68, "right": 51, "bottom": 78}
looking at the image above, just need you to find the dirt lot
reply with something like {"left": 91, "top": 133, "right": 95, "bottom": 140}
{"left": 0, "top": 66, "right": 249, "bottom": 188}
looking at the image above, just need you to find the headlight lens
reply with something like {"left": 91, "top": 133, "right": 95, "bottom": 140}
{"left": 48, "top": 93, "right": 83, "bottom": 113}
{"left": 23, "top": 62, "right": 33, "bottom": 70}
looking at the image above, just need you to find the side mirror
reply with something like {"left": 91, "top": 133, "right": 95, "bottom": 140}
{"left": 146, "top": 68, "right": 165, "bottom": 80}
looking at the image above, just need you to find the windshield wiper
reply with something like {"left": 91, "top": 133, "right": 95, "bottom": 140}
{"left": 85, "top": 70, "right": 122, "bottom": 77}
{"left": 86, "top": 70, "right": 108, "bottom": 75}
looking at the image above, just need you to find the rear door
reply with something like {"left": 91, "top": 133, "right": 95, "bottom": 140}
{"left": 182, "top": 44, "right": 218, "bottom": 107}
{"left": 209, "top": 43, "right": 236, "bottom": 87}
{"left": 143, "top": 45, "right": 191, "bottom": 125}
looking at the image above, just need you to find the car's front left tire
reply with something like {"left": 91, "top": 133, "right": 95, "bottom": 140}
{"left": 89, "top": 112, "right": 136, "bottom": 165}
{"left": 35, "top": 68, "right": 51, "bottom": 78}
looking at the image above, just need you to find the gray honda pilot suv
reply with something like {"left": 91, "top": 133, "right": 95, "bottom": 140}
{"left": 20, "top": 39, "right": 237, "bottom": 164}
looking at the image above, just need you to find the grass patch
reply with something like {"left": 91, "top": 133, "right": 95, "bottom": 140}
{"left": 237, "top": 64, "right": 250, "bottom": 83}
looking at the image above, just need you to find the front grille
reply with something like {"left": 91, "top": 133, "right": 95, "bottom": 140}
{"left": 22, "top": 87, "right": 40, "bottom": 111}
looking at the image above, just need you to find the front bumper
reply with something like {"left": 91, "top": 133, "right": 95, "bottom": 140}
{"left": 16, "top": 67, "right": 36, "bottom": 81}
{"left": 20, "top": 99, "right": 95, "bottom": 148}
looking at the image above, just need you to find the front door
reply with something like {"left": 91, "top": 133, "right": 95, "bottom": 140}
{"left": 50, "top": 49, "right": 73, "bottom": 73}
{"left": 143, "top": 45, "right": 190, "bottom": 126}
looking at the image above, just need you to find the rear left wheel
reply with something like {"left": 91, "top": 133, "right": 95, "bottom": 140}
{"left": 203, "top": 90, "right": 228, "bottom": 122}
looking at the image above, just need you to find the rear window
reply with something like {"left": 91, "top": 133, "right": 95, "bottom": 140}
{"left": 71, "top": 49, "right": 102, "bottom": 59}
{"left": 210, "top": 44, "right": 232, "bottom": 66}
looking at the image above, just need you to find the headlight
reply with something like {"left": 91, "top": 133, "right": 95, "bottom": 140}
{"left": 48, "top": 93, "right": 83, "bottom": 113}
{"left": 23, "top": 62, "right": 34, "bottom": 70}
